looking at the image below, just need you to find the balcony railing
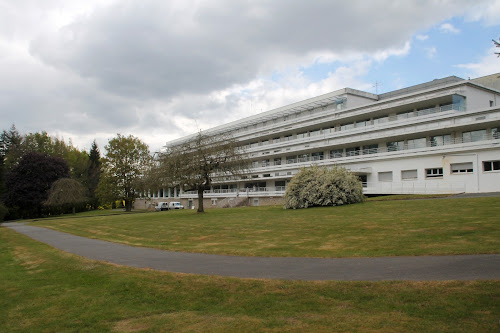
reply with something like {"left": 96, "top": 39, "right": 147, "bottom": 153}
{"left": 250, "top": 133, "right": 499, "bottom": 169}
{"left": 242, "top": 102, "right": 465, "bottom": 151}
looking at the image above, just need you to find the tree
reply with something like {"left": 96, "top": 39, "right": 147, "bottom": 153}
{"left": 0, "top": 124, "right": 24, "bottom": 171}
{"left": 158, "top": 131, "right": 247, "bottom": 213}
{"left": 0, "top": 154, "right": 6, "bottom": 221}
{"left": 44, "top": 178, "right": 88, "bottom": 215}
{"left": 101, "top": 134, "right": 151, "bottom": 212}
{"left": 86, "top": 140, "right": 101, "bottom": 209}
{"left": 4, "top": 152, "right": 70, "bottom": 218}
{"left": 283, "top": 166, "right": 364, "bottom": 209}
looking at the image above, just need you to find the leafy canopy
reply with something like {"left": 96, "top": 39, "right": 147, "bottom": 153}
{"left": 4, "top": 152, "right": 70, "bottom": 218}
{"left": 99, "top": 134, "right": 151, "bottom": 211}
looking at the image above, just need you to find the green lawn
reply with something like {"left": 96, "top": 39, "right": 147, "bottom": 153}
{"left": 29, "top": 196, "right": 500, "bottom": 258}
{"left": 1, "top": 228, "right": 498, "bottom": 332}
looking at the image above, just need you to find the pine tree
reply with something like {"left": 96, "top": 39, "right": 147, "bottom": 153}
{"left": 87, "top": 140, "right": 101, "bottom": 209}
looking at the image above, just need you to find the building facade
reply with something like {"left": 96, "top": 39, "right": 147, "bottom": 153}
{"left": 138, "top": 74, "right": 500, "bottom": 209}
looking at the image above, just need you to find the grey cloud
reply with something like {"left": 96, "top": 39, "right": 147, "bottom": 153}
{"left": 29, "top": 0, "right": 471, "bottom": 100}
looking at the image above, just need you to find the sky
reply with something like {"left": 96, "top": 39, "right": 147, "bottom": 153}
{"left": 1, "top": 0, "right": 500, "bottom": 153}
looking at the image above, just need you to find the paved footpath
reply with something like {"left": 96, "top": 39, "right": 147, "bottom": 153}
{"left": 4, "top": 222, "right": 500, "bottom": 281}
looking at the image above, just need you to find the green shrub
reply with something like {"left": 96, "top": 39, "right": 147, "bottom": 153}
{"left": 284, "top": 166, "right": 364, "bottom": 209}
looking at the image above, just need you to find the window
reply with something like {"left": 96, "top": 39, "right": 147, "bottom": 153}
{"left": 261, "top": 159, "right": 270, "bottom": 167}
{"left": 397, "top": 111, "right": 414, "bottom": 120}
{"left": 253, "top": 198, "right": 259, "bottom": 206}
{"left": 296, "top": 132, "right": 309, "bottom": 139}
{"left": 492, "top": 127, "right": 499, "bottom": 139}
{"left": 490, "top": 100, "right": 495, "bottom": 107}
{"left": 273, "top": 137, "right": 280, "bottom": 143}
{"left": 261, "top": 139, "right": 269, "bottom": 146}
{"left": 297, "top": 153, "right": 310, "bottom": 162}
{"left": 286, "top": 155, "right": 297, "bottom": 164}
{"left": 263, "top": 174, "right": 271, "bottom": 177}
{"left": 251, "top": 161, "right": 259, "bottom": 168}
{"left": 310, "top": 129, "right": 321, "bottom": 137}
{"left": 346, "top": 147, "right": 360, "bottom": 156}
{"left": 387, "top": 141, "right": 404, "bottom": 151}
{"left": 402, "top": 169, "right": 418, "bottom": 180}
{"left": 275, "top": 181, "right": 286, "bottom": 191}
{"left": 407, "top": 138, "right": 427, "bottom": 149}
{"left": 362, "top": 144, "right": 378, "bottom": 154}
{"left": 355, "top": 119, "right": 371, "bottom": 128}
{"left": 274, "top": 157, "right": 281, "bottom": 166}
{"left": 283, "top": 135, "right": 292, "bottom": 141}
{"left": 483, "top": 161, "right": 500, "bottom": 172}
{"left": 430, "top": 134, "right": 451, "bottom": 147}
{"left": 426, "top": 168, "right": 443, "bottom": 178}
{"left": 340, "top": 123, "right": 354, "bottom": 131}
{"left": 378, "top": 171, "right": 393, "bottom": 182}
{"left": 373, "top": 116, "right": 389, "bottom": 125}
{"left": 462, "top": 129, "right": 486, "bottom": 143}
{"left": 330, "top": 149, "right": 343, "bottom": 158}
{"left": 311, "top": 152, "right": 324, "bottom": 161}
{"left": 250, "top": 142, "right": 258, "bottom": 148}
{"left": 451, "top": 162, "right": 473, "bottom": 174}
{"left": 211, "top": 199, "right": 217, "bottom": 206}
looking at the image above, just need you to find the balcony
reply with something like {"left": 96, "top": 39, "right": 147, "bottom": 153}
{"left": 242, "top": 102, "right": 465, "bottom": 152}
{"left": 249, "top": 132, "right": 500, "bottom": 171}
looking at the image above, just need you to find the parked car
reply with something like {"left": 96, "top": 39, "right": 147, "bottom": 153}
{"left": 155, "top": 202, "right": 169, "bottom": 211}
{"left": 169, "top": 202, "right": 184, "bottom": 209}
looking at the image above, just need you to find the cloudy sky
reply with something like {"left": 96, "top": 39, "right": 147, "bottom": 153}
{"left": 1, "top": 0, "right": 500, "bottom": 153}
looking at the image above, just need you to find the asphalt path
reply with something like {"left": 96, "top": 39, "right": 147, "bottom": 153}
{"left": 3, "top": 222, "right": 500, "bottom": 281}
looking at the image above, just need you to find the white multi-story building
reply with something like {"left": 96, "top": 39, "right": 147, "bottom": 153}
{"left": 140, "top": 73, "right": 500, "bottom": 209}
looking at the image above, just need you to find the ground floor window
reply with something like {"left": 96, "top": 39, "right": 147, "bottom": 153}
{"left": 378, "top": 171, "right": 393, "bottom": 182}
{"left": 426, "top": 168, "right": 443, "bottom": 178}
{"left": 483, "top": 160, "right": 500, "bottom": 172}
{"left": 401, "top": 169, "right": 418, "bottom": 180}
{"left": 451, "top": 162, "right": 473, "bottom": 174}
{"left": 253, "top": 198, "right": 259, "bottom": 206}
{"left": 211, "top": 199, "right": 217, "bottom": 206}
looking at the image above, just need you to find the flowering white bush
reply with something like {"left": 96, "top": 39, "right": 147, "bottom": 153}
{"left": 283, "top": 166, "right": 364, "bottom": 209}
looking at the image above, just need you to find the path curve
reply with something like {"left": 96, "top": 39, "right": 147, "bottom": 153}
{"left": 4, "top": 222, "right": 500, "bottom": 281}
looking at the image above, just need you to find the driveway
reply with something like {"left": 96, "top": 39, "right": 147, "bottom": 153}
{"left": 4, "top": 222, "right": 500, "bottom": 281}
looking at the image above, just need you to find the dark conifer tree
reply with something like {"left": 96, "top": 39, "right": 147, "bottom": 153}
{"left": 87, "top": 140, "right": 101, "bottom": 209}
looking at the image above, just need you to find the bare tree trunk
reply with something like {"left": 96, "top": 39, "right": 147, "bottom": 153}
{"left": 197, "top": 186, "right": 205, "bottom": 213}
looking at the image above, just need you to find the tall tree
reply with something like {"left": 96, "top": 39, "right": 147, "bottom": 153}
{"left": 101, "top": 134, "right": 151, "bottom": 212}
{"left": 4, "top": 152, "right": 70, "bottom": 218}
{"left": 158, "top": 131, "right": 247, "bottom": 213}
{"left": 87, "top": 140, "right": 101, "bottom": 209}
{"left": 44, "top": 178, "right": 88, "bottom": 215}
{"left": 0, "top": 124, "right": 24, "bottom": 171}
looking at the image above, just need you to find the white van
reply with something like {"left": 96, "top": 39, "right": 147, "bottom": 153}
{"left": 169, "top": 202, "right": 184, "bottom": 209}
{"left": 155, "top": 202, "right": 169, "bottom": 211}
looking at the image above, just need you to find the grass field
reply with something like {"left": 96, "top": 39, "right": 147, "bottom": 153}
{"left": 1, "top": 227, "right": 499, "bottom": 332}
{"left": 29, "top": 196, "right": 500, "bottom": 258}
